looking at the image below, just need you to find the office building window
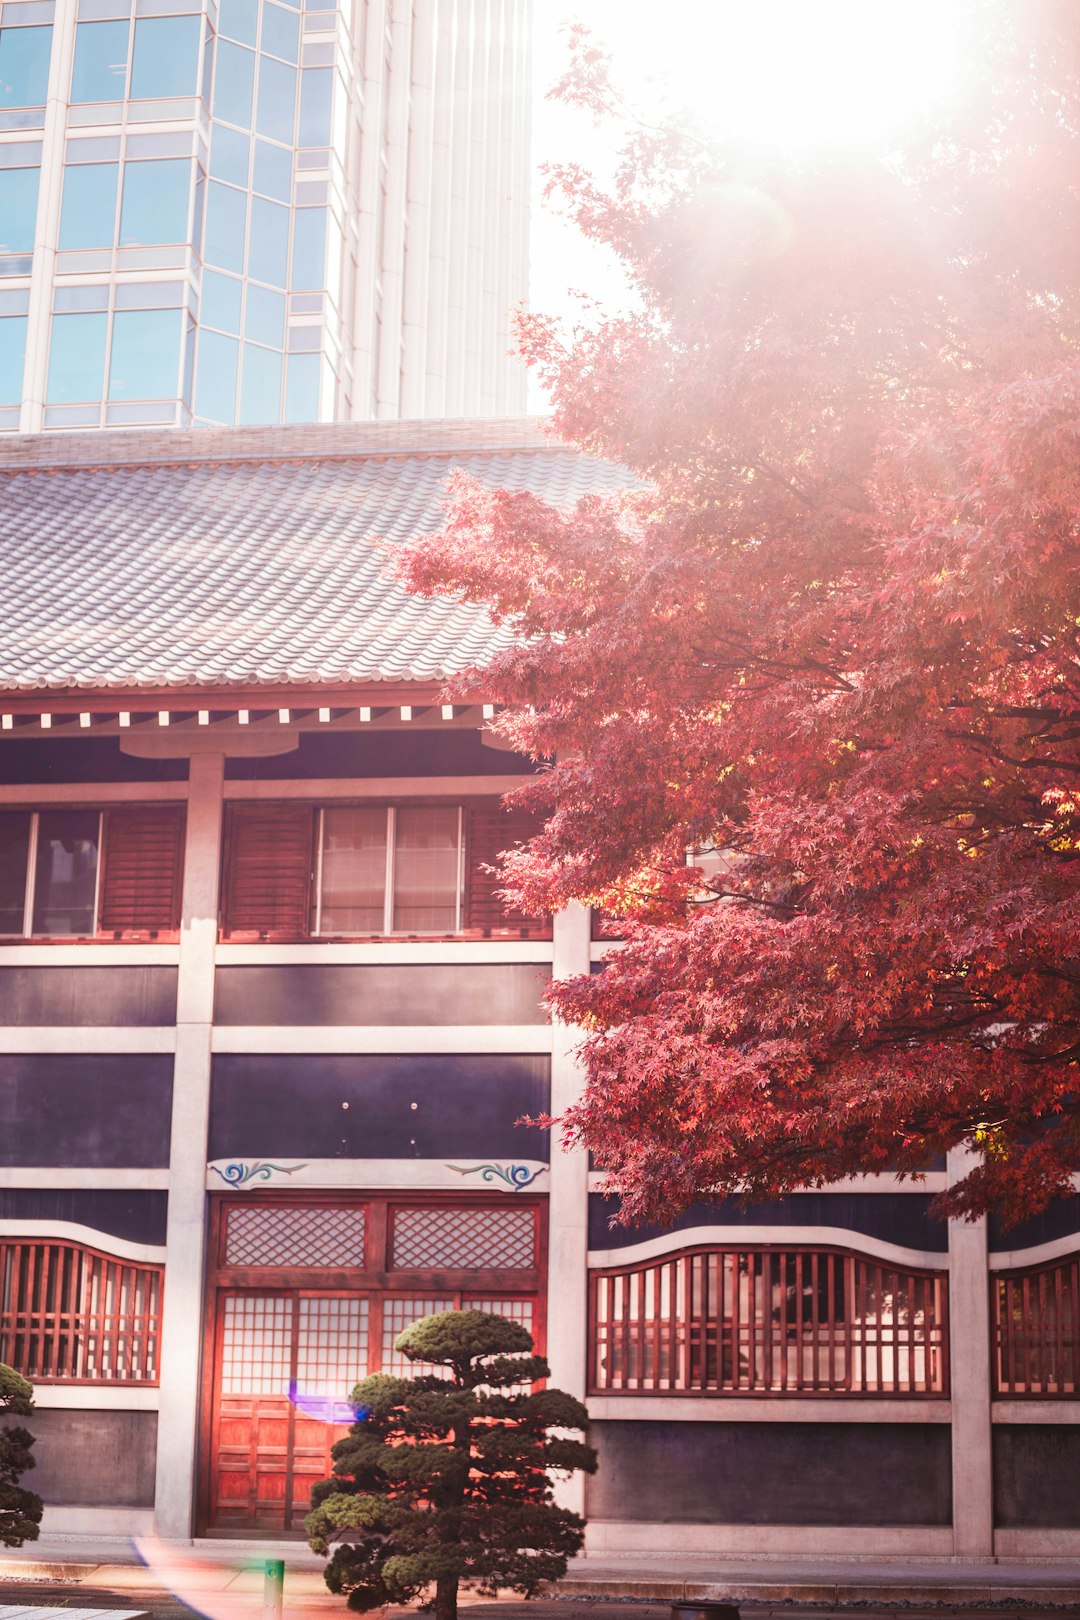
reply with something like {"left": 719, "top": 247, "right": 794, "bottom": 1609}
{"left": 194, "top": 326, "right": 238, "bottom": 420}
{"left": 237, "top": 339, "right": 280, "bottom": 422}
{"left": 248, "top": 194, "right": 288, "bottom": 284}
{"left": 212, "top": 37, "right": 254, "bottom": 125}
{"left": 69, "top": 19, "right": 128, "bottom": 102}
{"left": 129, "top": 13, "right": 201, "bottom": 98}
{"left": 46, "top": 309, "right": 108, "bottom": 402}
{"left": 260, "top": 2, "right": 298, "bottom": 62}
{"left": 0, "top": 313, "right": 26, "bottom": 406}
{"left": 218, "top": 0, "right": 256, "bottom": 47}
{"left": 0, "top": 165, "right": 39, "bottom": 253}
{"left": 108, "top": 306, "right": 183, "bottom": 399}
{"left": 203, "top": 177, "right": 246, "bottom": 271}
{"left": 0, "top": 25, "right": 52, "bottom": 108}
{"left": 254, "top": 54, "right": 294, "bottom": 143}
{"left": 119, "top": 156, "right": 191, "bottom": 245}
{"left": 58, "top": 160, "right": 118, "bottom": 248}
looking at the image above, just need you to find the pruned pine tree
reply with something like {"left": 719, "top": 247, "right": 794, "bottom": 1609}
{"left": 0, "top": 1362, "right": 42, "bottom": 1547}
{"left": 306, "top": 1310, "right": 596, "bottom": 1620}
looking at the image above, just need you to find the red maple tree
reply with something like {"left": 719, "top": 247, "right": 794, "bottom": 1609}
{"left": 400, "top": 4, "right": 1080, "bottom": 1226}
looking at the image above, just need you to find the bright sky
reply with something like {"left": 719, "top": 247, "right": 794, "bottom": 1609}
{"left": 527, "top": 1, "right": 968, "bottom": 406}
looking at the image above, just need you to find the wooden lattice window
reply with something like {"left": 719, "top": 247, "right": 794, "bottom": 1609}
{"left": 391, "top": 1205, "right": 537, "bottom": 1270}
{"left": 224, "top": 1204, "right": 367, "bottom": 1268}
{"left": 0, "top": 1239, "right": 163, "bottom": 1384}
{"left": 993, "top": 1254, "right": 1080, "bottom": 1396}
{"left": 589, "top": 1245, "right": 948, "bottom": 1397}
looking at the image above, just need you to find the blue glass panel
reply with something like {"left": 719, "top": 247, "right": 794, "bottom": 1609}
{"left": 218, "top": 0, "right": 256, "bottom": 46}
{"left": 70, "top": 20, "right": 128, "bottom": 102}
{"left": 284, "top": 350, "right": 317, "bottom": 422}
{"left": 210, "top": 122, "right": 248, "bottom": 185}
{"left": 203, "top": 178, "right": 246, "bottom": 270}
{"left": 109, "top": 306, "right": 182, "bottom": 399}
{"left": 0, "top": 313, "right": 26, "bottom": 406}
{"left": 248, "top": 193, "right": 288, "bottom": 285}
{"left": 290, "top": 205, "right": 324, "bottom": 289}
{"left": 252, "top": 137, "right": 290, "bottom": 200}
{"left": 120, "top": 158, "right": 191, "bottom": 245}
{"left": 201, "top": 267, "right": 241, "bottom": 332}
{"left": 244, "top": 282, "right": 283, "bottom": 346}
{"left": 298, "top": 66, "right": 330, "bottom": 146}
{"left": 194, "top": 326, "right": 237, "bottom": 421}
{"left": 59, "top": 161, "right": 118, "bottom": 249}
{"left": 212, "top": 38, "right": 253, "bottom": 126}
{"left": 255, "top": 54, "right": 294, "bottom": 143}
{"left": 0, "top": 167, "right": 39, "bottom": 253}
{"left": 238, "top": 340, "right": 280, "bottom": 423}
{"left": 129, "top": 15, "right": 201, "bottom": 98}
{"left": 0, "top": 27, "right": 52, "bottom": 109}
{"left": 46, "top": 311, "right": 107, "bottom": 403}
{"left": 260, "top": 2, "right": 298, "bottom": 62}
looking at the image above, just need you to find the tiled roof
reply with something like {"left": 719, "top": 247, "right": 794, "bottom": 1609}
{"left": 0, "top": 419, "right": 630, "bottom": 694}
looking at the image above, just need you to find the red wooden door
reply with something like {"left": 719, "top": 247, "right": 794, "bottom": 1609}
{"left": 209, "top": 1292, "right": 366, "bottom": 1532}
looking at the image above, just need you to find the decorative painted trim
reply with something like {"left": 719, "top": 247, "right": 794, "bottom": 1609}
{"left": 204, "top": 1157, "right": 550, "bottom": 1192}
{"left": 588, "top": 1225, "right": 949, "bottom": 1272}
{"left": 209, "top": 1160, "right": 308, "bottom": 1187}
{"left": 0, "top": 1219, "right": 166, "bottom": 1263}
{"left": 447, "top": 1161, "right": 548, "bottom": 1191}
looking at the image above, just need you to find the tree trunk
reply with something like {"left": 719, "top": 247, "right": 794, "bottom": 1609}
{"left": 434, "top": 1576, "right": 458, "bottom": 1620}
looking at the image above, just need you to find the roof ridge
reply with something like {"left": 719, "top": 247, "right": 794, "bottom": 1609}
{"left": 0, "top": 417, "right": 569, "bottom": 474}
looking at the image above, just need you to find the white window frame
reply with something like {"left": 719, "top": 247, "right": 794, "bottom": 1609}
{"left": 313, "top": 804, "right": 463, "bottom": 938}
{"left": 0, "top": 808, "right": 104, "bottom": 939}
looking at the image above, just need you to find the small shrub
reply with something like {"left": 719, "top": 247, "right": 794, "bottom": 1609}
{"left": 306, "top": 1309, "right": 596, "bottom": 1620}
{"left": 0, "top": 1362, "right": 43, "bottom": 1547}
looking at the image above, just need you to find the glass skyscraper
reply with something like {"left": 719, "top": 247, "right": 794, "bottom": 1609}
{"left": 0, "top": 0, "right": 531, "bottom": 431}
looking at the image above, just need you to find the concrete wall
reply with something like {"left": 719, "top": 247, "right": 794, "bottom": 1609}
{"left": 994, "top": 1427, "right": 1080, "bottom": 1527}
{"left": 9, "top": 1409, "right": 158, "bottom": 1507}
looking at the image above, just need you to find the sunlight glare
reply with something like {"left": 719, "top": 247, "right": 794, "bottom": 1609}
{"left": 600, "top": 1, "right": 966, "bottom": 153}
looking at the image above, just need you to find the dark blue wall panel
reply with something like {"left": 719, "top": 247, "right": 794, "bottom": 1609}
{"left": 0, "top": 1055, "right": 173, "bottom": 1166}
{"left": 210, "top": 1053, "right": 550, "bottom": 1161}
{"left": 589, "top": 1193, "right": 948, "bottom": 1252}
{"left": 588, "top": 1420, "right": 952, "bottom": 1525}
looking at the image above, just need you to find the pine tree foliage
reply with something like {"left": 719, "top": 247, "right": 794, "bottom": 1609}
{"left": 305, "top": 1310, "right": 596, "bottom": 1620}
{"left": 399, "top": 3, "right": 1080, "bottom": 1228}
{"left": 0, "top": 1362, "right": 42, "bottom": 1548}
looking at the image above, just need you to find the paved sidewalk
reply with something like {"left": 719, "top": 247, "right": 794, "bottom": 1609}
{"left": 1, "top": 1536, "right": 1080, "bottom": 1610}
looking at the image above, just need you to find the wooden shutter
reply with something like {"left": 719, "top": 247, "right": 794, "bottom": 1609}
{"left": 464, "top": 802, "right": 551, "bottom": 940}
{"left": 99, "top": 805, "right": 185, "bottom": 935}
{"left": 222, "top": 804, "right": 314, "bottom": 938}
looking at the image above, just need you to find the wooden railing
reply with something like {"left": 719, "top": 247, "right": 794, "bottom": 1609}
{"left": 0, "top": 1239, "right": 163, "bottom": 1384}
{"left": 589, "top": 1245, "right": 948, "bottom": 1396}
{"left": 993, "top": 1253, "right": 1080, "bottom": 1396}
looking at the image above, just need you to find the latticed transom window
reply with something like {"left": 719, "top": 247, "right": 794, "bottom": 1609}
{"left": 391, "top": 1205, "right": 537, "bottom": 1270}
{"left": 993, "top": 1255, "right": 1080, "bottom": 1396}
{"left": 224, "top": 1204, "right": 367, "bottom": 1268}
{"left": 590, "top": 1246, "right": 948, "bottom": 1397}
{"left": 0, "top": 1239, "right": 162, "bottom": 1384}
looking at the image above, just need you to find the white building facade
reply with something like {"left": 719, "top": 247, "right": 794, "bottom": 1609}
{"left": 0, "top": 0, "right": 531, "bottom": 432}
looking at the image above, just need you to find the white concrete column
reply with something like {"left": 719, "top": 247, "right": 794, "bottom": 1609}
{"left": 947, "top": 1145, "right": 994, "bottom": 1557}
{"left": 153, "top": 751, "right": 224, "bottom": 1540}
{"left": 546, "top": 901, "right": 591, "bottom": 1513}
